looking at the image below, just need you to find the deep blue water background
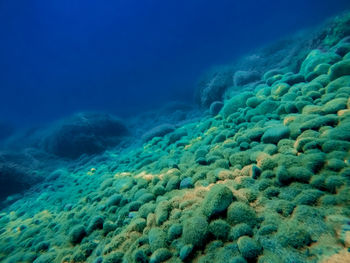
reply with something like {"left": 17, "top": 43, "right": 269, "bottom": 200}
{"left": 1, "top": 0, "right": 350, "bottom": 128}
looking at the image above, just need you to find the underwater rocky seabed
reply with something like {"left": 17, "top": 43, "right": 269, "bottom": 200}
{"left": 1, "top": 12, "right": 350, "bottom": 263}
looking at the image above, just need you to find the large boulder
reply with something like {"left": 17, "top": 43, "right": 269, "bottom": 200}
{"left": 0, "top": 150, "right": 43, "bottom": 202}
{"left": 43, "top": 112, "right": 128, "bottom": 159}
{"left": 195, "top": 68, "right": 234, "bottom": 107}
{"left": 141, "top": 124, "right": 175, "bottom": 142}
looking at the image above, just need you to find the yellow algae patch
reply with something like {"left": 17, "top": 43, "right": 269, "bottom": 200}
{"left": 87, "top": 167, "right": 96, "bottom": 176}
{"left": 322, "top": 249, "right": 350, "bottom": 263}
{"left": 223, "top": 138, "right": 235, "bottom": 145}
{"left": 185, "top": 136, "right": 202, "bottom": 149}
{"left": 134, "top": 171, "right": 164, "bottom": 181}
{"left": 204, "top": 126, "right": 218, "bottom": 136}
{"left": 283, "top": 115, "right": 296, "bottom": 126}
{"left": 211, "top": 144, "right": 221, "bottom": 151}
{"left": 338, "top": 109, "right": 350, "bottom": 117}
{"left": 143, "top": 143, "right": 152, "bottom": 150}
{"left": 114, "top": 172, "right": 132, "bottom": 178}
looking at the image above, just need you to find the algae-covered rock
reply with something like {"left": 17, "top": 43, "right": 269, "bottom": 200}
{"left": 322, "top": 139, "right": 350, "bottom": 152}
{"left": 208, "top": 219, "right": 230, "bottom": 240}
{"left": 196, "top": 68, "right": 233, "bottom": 107}
{"left": 179, "top": 177, "right": 193, "bottom": 189}
{"left": 104, "top": 252, "right": 124, "bottom": 263}
{"left": 155, "top": 201, "right": 170, "bottom": 225}
{"left": 246, "top": 97, "right": 263, "bottom": 108}
{"left": 237, "top": 236, "right": 262, "bottom": 259}
{"left": 294, "top": 189, "right": 324, "bottom": 205}
{"left": 300, "top": 115, "right": 338, "bottom": 131}
{"left": 271, "top": 82, "right": 290, "bottom": 97}
{"left": 325, "top": 75, "right": 350, "bottom": 93}
{"left": 277, "top": 221, "right": 312, "bottom": 248}
{"left": 277, "top": 166, "right": 312, "bottom": 185}
{"left": 179, "top": 244, "right": 193, "bottom": 261}
{"left": 165, "top": 176, "right": 180, "bottom": 192}
{"left": 150, "top": 248, "right": 172, "bottom": 263}
{"left": 142, "top": 124, "right": 175, "bottom": 142}
{"left": 33, "top": 253, "right": 56, "bottom": 263}
{"left": 300, "top": 49, "right": 340, "bottom": 76}
{"left": 69, "top": 225, "right": 87, "bottom": 244}
{"left": 167, "top": 223, "right": 182, "bottom": 241}
{"left": 229, "top": 223, "right": 253, "bottom": 241}
{"left": 209, "top": 101, "right": 224, "bottom": 115}
{"left": 233, "top": 70, "right": 261, "bottom": 86}
{"left": 87, "top": 215, "right": 104, "bottom": 233}
{"left": 322, "top": 97, "right": 347, "bottom": 114}
{"left": 182, "top": 215, "right": 208, "bottom": 247}
{"left": 43, "top": 112, "right": 128, "bottom": 159}
{"left": 220, "top": 92, "right": 253, "bottom": 118}
{"left": 227, "top": 202, "right": 257, "bottom": 227}
{"left": 261, "top": 125, "right": 290, "bottom": 144}
{"left": 149, "top": 228, "right": 167, "bottom": 252}
{"left": 329, "top": 59, "right": 350, "bottom": 80}
{"left": 201, "top": 184, "right": 234, "bottom": 218}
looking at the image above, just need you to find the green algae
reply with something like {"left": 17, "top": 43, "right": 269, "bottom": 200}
{"left": 1, "top": 12, "right": 350, "bottom": 263}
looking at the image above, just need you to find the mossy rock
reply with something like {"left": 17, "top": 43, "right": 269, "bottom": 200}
{"left": 325, "top": 75, "right": 350, "bottom": 93}
{"left": 129, "top": 218, "right": 147, "bottom": 232}
{"left": 315, "top": 63, "right": 331, "bottom": 75}
{"left": 277, "top": 166, "right": 312, "bottom": 185}
{"left": 322, "top": 97, "right": 347, "bottom": 114}
{"left": 87, "top": 215, "right": 104, "bottom": 233}
{"left": 329, "top": 59, "right": 350, "bottom": 80}
{"left": 167, "top": 224, "right": 183, "bottom": 242}
{"left": 283, "top": 73, "right": 305, "bottom": 85}
{"left": 155, "top": 201, "right": 170, "bottom": 225}
{"left": 220, "top": 92, "right": 253, "bottom": 118}
{"left": 325, "top": 176, "right": 344, "bottom": 193}
{"left": 261, "top": 125, "right": 290, "bottom": 144}
{"left": 208, "top": 219, "right": 231, "bottom": 241}
{"left": 237, "top": 236, "right": 262, "bottom": 259}
{"left": 271, "top": 83, "right": 290, "bottom": 97}
{"left": 133, "top": 247, "right": 149, "bottom": 263}
{"left": 229, "top": 151, "right": 252, "bottom": 167}
{"left": 69, "top": 225, "right": 87, "bottom": 244}
{"left": 139, "top": 203, "right": 157, "bottom": 219}
{"left": 258, "top": 224, "right": 278, "bottom": 236}
{"left": 274, "top": 199, "right": 295, "bottom": 216}
{"left": 32, "top": 253, "right": 56, "bottom": 263}
{"left": 182, "top": 215, "right": 208, "bottom": 247}
{"left": 255, "top": 99, "right": 279, "bottom": 114}
{"left": 209, "top": 101, "right": 224, "bottom": 115}
{"left": 106, "top": 194, "right": 123, "bottom": 207}
{"left": 300, "top": 49, "right": 340, "bottom": 76}
{"left": 263, "top": 68, "right": 286, "bottom": 81}
{"left": 227, "top": 202, "right": 257, "bottom": 227}
{"left": 104, "top": 252, "right": 124, "bottom": 263}
{"left": 201, "top": 184, "right": 234, "bottom": 218}
{"left": 148, "top": 228, "right": 167, "bottom": 252}
{"left": 311, "top": 74, "right": 331, "bottom": 87}
{"left": 246, "top": 97, "right": 263, "bottom": 108}
{"left": 294, "top": 189, "right": 324, "bottom": 205}
{"left": 103, "top": 221, "right": 117, "bottom": 235}
{"left": 277, "top": 221, "right": 312, "bottom": 248}
{"left": 322, "top": 139, "right": 350, "bottom": 152}
{"left": 321, "top": 121, "right": 350, "bottom": 141}
{"left": 299, "top": 115, "right": 338, "bottom": 132}
{"left": 229, "top": 223, "right": 253, "bottom": 241}
{"left": 326, "top": 158, "right": 347, "bottom": 171}
{"left": 150, "top": 248, "right": 172, "bottom": 263}
{"left": 178, "top": 244, "right": 193, "bottom": 261}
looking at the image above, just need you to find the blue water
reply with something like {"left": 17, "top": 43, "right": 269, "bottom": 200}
{"left": 0, "top": 0, "right": 350, "bottom": 127}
